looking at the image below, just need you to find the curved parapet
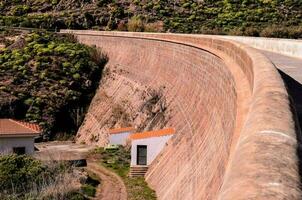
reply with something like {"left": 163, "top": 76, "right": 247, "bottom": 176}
{"left": 61, "top": 30, "right": 301, "bottom": 199}
{"left": 218, "top": 35, "right": 302, "bottom": 58}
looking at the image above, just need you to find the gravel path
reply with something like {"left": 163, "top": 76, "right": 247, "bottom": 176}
{"left": 87, "top": 160, "right": 127, "bottom": 200}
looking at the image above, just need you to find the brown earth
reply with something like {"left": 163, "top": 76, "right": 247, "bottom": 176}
{"left": 63, "top": 30, "right": 302, "bottom": 200}
{"left": 87, "top": 160, "right": 127, "bottom": 200}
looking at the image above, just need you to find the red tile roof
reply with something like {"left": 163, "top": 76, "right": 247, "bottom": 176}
{"left": 0, "top": 119, "right": 41, "bottom": 137}
{"left": 109, "top": 127, "right": 136, "bottom": 134}
{"left": 129, "top": 128, "right": 175, "bottom": 140}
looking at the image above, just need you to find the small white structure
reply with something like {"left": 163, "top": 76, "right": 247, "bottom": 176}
{"left": 108, "top": 127, "right": 136, "bottom": 145}
{"left": 129, "top": 128, "right": 175, "bottom": 166}
{"left": 0, "top": 119, "right": 40, "bottom": 155}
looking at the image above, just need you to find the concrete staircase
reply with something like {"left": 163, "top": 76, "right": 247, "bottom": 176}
{"left": 129, "top": 166, "right": 149, "bottom": 177}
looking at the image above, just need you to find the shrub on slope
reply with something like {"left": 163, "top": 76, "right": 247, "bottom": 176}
{"left": 0, "top": 31, "right": 107, "bottom": 138}
{"left": 0, "top": 154, "right": 88, "bottom": 200}
{"left": 0, "top": 0, "right": 301, "bottom": 38}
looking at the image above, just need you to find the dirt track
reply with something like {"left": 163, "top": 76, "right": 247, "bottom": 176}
{"left": 87, "top": 160, "right": 127, "bottom": 200}
{"left": 34, "top": 142, "right": 127, "bottom": 200}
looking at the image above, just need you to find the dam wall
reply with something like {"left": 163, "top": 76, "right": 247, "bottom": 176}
{"left": 61, "top": 30, "right": 301, "bottom": 199}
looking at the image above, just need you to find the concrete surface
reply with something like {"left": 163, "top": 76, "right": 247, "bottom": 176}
{"left": 219, "top": 35, "right": 302, "bottom": 58}
{"left": 34, "top": 141, "right": 96, "bottom": 161}
{"left": 260, "top": 50, "right": 302, "bottom": 130}
{"left": 61, "top": 30, "right": 301, "bottom": 200}
{"left": 261, "top": 50, "right": 302, "bottom": 84}
{"left": 217, "top": 36, "right": 302, "bottom": 142}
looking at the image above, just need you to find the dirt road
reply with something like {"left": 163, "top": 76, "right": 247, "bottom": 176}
{"left": 87, "top": 160, "right": 127, "bottom": 200}
{"left": 35, "top": 142, "right": 127, "bottom": 200}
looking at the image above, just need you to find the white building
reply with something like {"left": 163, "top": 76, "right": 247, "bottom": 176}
{"left": 108, "top": 127, "right": 136, "bottom": 145}
{"left": 129, "top": 128, "right": 175, "bottom": 166}
{"left": 0, "top": 119, "right": 40, "bottom": 155}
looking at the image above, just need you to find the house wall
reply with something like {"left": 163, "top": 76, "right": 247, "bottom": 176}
{"left": 109, "top": 131, "right": 131, "bottom": 145}
{"left": 0, "top": 136, "right": 35, "bottom": 154}
{"left": 131, "top": 135, "right": 172, "bottom": 166}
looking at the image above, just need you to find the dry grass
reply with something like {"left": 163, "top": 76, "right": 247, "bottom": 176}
{"left": 127, "top": 16, "right": 144, "bottom": 32}
{"left": 0, "top": 153, "right": 86, "bottom": 200}
{"left": 29, "top": 169, "right": 82, "bottom": 199}
{"left": 144, "top": 21, "right": 164, "bottom": 32}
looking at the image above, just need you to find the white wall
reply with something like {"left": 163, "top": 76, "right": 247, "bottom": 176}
{"left": 109, "top": 131, "right": 132, "bottom": 145}
{"left": 218, "top": 35, "right": 302, "bottom": 58}
{"left": 0, "top": 137, "right": 35, "bottom": 154}
{"left": 131, "top": 135, "right": 172, "bottom": 166}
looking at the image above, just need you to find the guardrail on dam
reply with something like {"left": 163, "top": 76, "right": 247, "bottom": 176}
{"left": 61, "top": 30, "right": 301, "bottom": 199}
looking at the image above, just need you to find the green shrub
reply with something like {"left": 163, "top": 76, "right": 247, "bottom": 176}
{"left": 260, "top": 25, "right": 302, "bottom": 39}
{"left": 0, "top": 154, "right": 93, "bottom": 199}
{"left": 127, "top": 16, "right": 144, "bottom": 32}
{"left": 67, "top": 192, "right": 88, "bottom": 200}
{"left": 0, "top": 31, "right": 108, "bottom": 139}
{"left": 0, "top": 0, "right": 302, "bottom": 38}
{"left": 0, "top": 155, "right": 46, "bottom": 193}
{"left": 81, "top": 184, "right": 96, "bottom": 197}
{"left": 11, "top": 5, "right": 30, "bottom": 16}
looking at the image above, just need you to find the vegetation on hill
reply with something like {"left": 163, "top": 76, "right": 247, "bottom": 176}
{"left": 0, "top": 30, "right": 107, "bottom": 139}
{"left": 0, "top": 0, "right": 302, "bottom": 38}
{"left": 0, "top": 154, "right": 90, "bottom": 200}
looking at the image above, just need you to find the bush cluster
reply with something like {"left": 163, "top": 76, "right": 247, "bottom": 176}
{"left": 0, "top": 154, "right": 88, "bottom": 200}
{"left": 0, "top": 31, "right": 107, "bottom": 138}
{"left": 0, "top": 0, "right": 301, "bottom": 38}
{"left": 0, "top": 155, "right": 46, "bottom": 193}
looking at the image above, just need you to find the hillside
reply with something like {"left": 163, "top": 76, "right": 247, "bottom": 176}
{"left": 0, "top": 30, "right": 107, "bottom": 139}
{"left": 0, "top": 0, "right": 301, "bottom": 38}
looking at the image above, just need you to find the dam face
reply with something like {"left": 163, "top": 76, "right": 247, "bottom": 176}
{"left": 95, "top": 36, "right": 237, "bottom": 199}
{"left": 63, "top": 31, "right": 301, "bottom": 199}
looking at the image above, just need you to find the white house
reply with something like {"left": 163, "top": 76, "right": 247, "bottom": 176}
{"left": 108, "top": 127, "right": 136, "bottom": 145}
{"left": 0, "top": 119, "right": 40, "bottom": 155}
{"left": 129, "top": 128, "right": 175, "bottom": 167}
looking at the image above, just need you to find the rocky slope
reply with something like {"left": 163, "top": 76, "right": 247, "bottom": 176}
{"left": 77, "top": 64, "right": 171, "bottom": 146}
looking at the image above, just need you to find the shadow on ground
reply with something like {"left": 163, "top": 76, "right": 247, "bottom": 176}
{"left": 279, "top": 70, "right": 302, "bottom": 132}
{"left": 279, "top": 70, "right": 302, "bottom": 186}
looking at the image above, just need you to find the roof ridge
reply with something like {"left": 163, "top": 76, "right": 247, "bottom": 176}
{"left": 129, "top": 128, "right": 175, "bottom": 140}
{"left": 109, "top": 126, "right": 136, "bottom": 134}
{"left": 9, "top": 119, "right": 40, "bottom": 133}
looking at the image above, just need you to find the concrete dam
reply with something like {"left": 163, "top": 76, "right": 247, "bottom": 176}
{"left": 62, "top": 30, "right": 302, "bottom": 199}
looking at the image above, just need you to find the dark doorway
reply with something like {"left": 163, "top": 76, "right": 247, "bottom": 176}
{"left": 13, "top": 147, "right": 26, "bottom": 155}
{"left": 137, "top": 145, "right": 147, "bottom": 165}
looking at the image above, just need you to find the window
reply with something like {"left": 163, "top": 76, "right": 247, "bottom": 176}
{"left": 137, "top": 145, "right": 147, "bottom": 165}
{"left": 13, "top": 147, "right": 26, "bottom": 155}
